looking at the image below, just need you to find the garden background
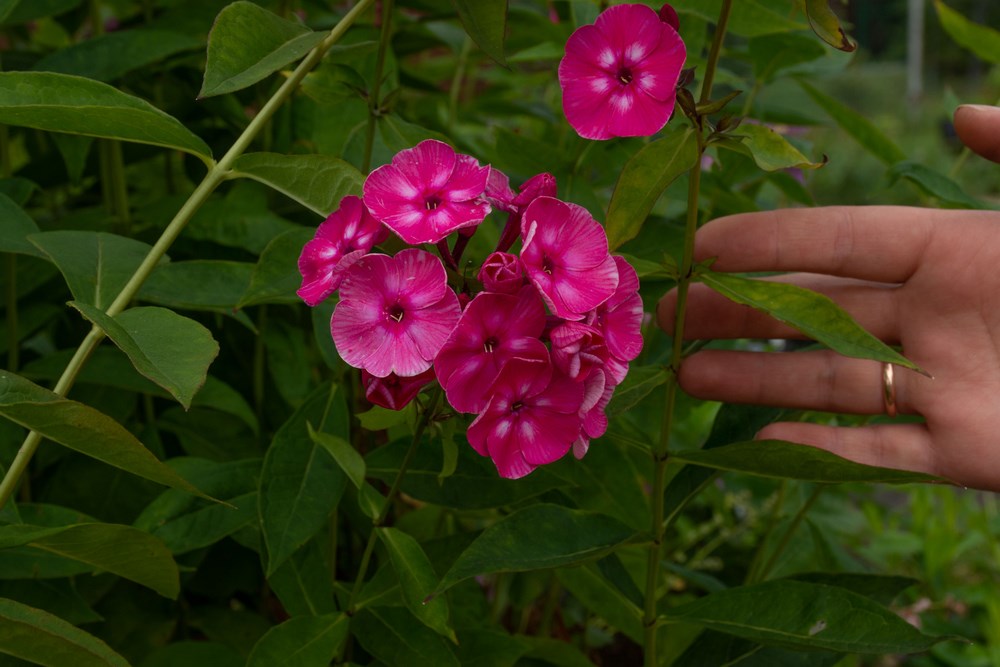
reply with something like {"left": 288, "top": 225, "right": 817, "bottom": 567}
{"left": 0, "top": 0, "right": 999, "bottom": 665}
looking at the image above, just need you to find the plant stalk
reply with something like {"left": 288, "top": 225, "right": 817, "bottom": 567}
{"left": 0, "top": 0, "right": 376, "bottom": 512}
{"left": 345, "top": 387, "right": 441, "bottom": 615}
{"left": 362, "top": 0, "right": 394, "bottom": 173}
{"left": 756, "top": 485, "right": 823, "bottom": 582}
{"left": 642, "top": 2, "right": 732, "bottom": 665}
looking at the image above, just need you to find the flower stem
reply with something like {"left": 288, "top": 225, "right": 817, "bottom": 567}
{"left": 642, "top": 2, "right": 733, "bottom": 664}
{"left": 448, "top": 37, "right": 472, "bottom": 130}
{"left": 107, "top": 140, "right": 131, "bottom": 236}
{"left": 362, "top": 0, "right": 394, "bottom": 174}
{"left": 756, "top": 485, "right": 823, "bottom": 582}
{"left": 345, "top": 387, "right": 441, "bottom": 614}
{"left": 0, "top": 0, "right": 376, "bottom": 513}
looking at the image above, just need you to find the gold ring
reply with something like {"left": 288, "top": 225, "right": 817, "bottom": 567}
{"left": 882, "top": 363, "right": 897, "bottom": 417}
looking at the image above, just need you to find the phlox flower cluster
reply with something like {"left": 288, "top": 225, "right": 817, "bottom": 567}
{"left": 298, "top": 139, "right": 644, "bottom": 479}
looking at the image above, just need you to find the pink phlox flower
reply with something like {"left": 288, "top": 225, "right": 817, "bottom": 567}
{"left": 331, "top": 248, "right": 460, "bottom": 378}
{"left": 585, "top": 255, "right": 644, "bottom": 366}
{"left": 435, "top": 287, "right": 549, "bottom": 414}
{"left": 363, "top": 139, "right": 492, "bottom": 244}
{"left": 550, "top": 321, "right": 608, "bottom": 381}
{"left": 485, "top": 169, "right": 517, "bottom": 213}
{"left": 363, "top": 368, "right": 435, "bottom": 411}
{"left": 520, "top": 196, "right": 618, "bottom": 321}
{"left": 478, "top": 251, "right": 524, "bottom": 295}
{"left": 297, "top": 195, "right": 388, "bottom": 307}
{"left": 468, "top": 357, "right": 585, "bottom": 479}
{"left": 558, "top": 3, "right": 686, "bottom": 140}
{"left": 573, "top": 371, "right": 613, "bottom": 459}
{"left": 496, "top": 172, "right": 558, "bottom": 253}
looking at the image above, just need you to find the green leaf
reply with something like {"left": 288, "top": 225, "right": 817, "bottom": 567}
{"left": 51, "top": 133, "right": 93, "bottom": 185}
{"left": 308, "top": 425, "right": 364, "bottom": 489}
{"left": 0, "top": 0, "right": 19, "bottom": 24}
{"left": 259, "top": 385, "right": 348, "bottom": 575}
{"left": 799, "top": 80, "right": 905, "bottom": 165}
{"left": 0, "top": 72, "right": 212, "bottom": 162}
{"left": 246, "top": 613, "right": 348, "bottom": 667}
{"left": 230, "top": 153, "right": 364, "bottom": 218}
{"left": 0, "top": 194, "right": 42, "bottom": 258}
{"left": 804, "top": 0, "right": 857, "bottom": 51}
{"left": 698, "top": 269, "right": 921, "bottom": 372}
{"left": 0, "top": 597, "right": 129, "bottom": 666}
{"left": 548, "top": 438, "right": 651, "bottom": 531}
{"left": 888, "top": 160, "right": 989, "bottom": 209}
{"left": 0, "top": 523, "right": 179, "bottom": 598}
{"left": 788, "top": 573, "right": 917, "bottom": 606}
{"left": 556, "top": 565, "right": 643, "bottom": 642}
{"left": 606, "top": 128, "right": 698, "bottom": 251}
{"left": 0, "top": 580, "right": 101, "bottom": 626}
{"left": 69, "top": 303, "right": 218, "bottom": 410}
{"left": 672, "top": 0, "right": 807, "bottom": 37}
{"left": 747, "top": 34, "right": 827, "bottom": 84}
{"left": 134, "top": 458, "right": 261, "bottom": 555}
{"left": 450, "top": 0, "right": 508, "bottom": 65}
{"left": 140, "top": 642, "right": 244, "bottom": 667}
{"left": 671, "top": 440, "right": 943, "bottom": 484}
{"left": 433, "top": 504, "right": 635, "bottom": 596}
{"left": 726, "top": 124, "right": 825, "bottom": 171}
{"left": 21, "top": 348, "right": 257, "bottom": 433}
{"left": 239, "top": 227, "right": 313, "bottom": 308}
{"left": 357, "top": 404, "right": 414, "bottom": 431}
{"left": 29, "top": 231, "right": 160, "bottom": 310}
{"left": 663, "top": 406, "right": 785, "bottom": 525}
{"left": 200, "top": 1, "right": 325, "bottom": 98}
{"left": 365, "top": 437, "right": 565, "bottom": 509}
{"left": 0, "top": 372, "right": 213, "bottom": 501}
{"left": 33, "top": 29, "right": 202, "bottom": 82}
{"left": 674, "top": 631, "right": 841, "bottom": 667}
{"left": 606, "top": 365, "right": 669, "bottom": 417}
{"left": 378, "top": 528, "right": 456, "bottom": 642}
{"left": 353, "top": 607, "right": 460, "bottom": 667}
{"left": 662, "top": 580, "right": 954, "bottom": 653}
{"left": 2, "top": 0, "right": 80, "bottom": 24}
{"left": 934, "top": 0, "right": 1000, "bottom": 64}
{"left": 139, "top": 260, "right": 255, "bottom": 313}
{"left": 268, "top": 537, "right": 337, "bottom": 617}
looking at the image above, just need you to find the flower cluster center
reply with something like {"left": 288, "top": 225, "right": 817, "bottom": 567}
{"left": 425, "top": 195, "right": 442, "bottom": 211}
{"left": 483, "top": 336, "right": 499, "bottom": 353}
{"left": 617, "top": 67, "right": 633, "bottom": 85}
{"left": 388, "top": 304, "right": 405, "bottom": 322}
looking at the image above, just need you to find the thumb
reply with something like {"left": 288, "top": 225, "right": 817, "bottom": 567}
{"left": 954, "top": 104, "right": 1000, "bottom": 163}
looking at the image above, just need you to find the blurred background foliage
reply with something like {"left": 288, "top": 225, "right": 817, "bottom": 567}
{"left": 0, "top": 0, "right": 998, "bottom": 665}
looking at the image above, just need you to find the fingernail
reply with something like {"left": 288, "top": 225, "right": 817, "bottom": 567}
{"left": 957, "top": 103, "right": 999, "bottom": 114}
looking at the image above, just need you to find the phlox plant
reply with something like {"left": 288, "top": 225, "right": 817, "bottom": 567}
{"left": 0, "top": 0, "right": 993, "bottom": 665}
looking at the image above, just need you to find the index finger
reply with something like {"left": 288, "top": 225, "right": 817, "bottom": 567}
{"left": 696, "top": 206, "right": 944, "bottom": 283}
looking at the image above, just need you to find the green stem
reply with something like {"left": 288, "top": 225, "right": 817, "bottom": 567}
{"left": 0, "top": 0, "right": 376, "bottom": 513}
{"left": 108, "top": 140, "right": 131, "bottom": 236}
{"left": 98, "top": 141, "right": 114, "bottom": 214}
{"left": 448, "top": 37, "right": 472, "bottom": 129}
{"left": 642, "top": 3, "right": 732, "bottom": 665}
{"left": 345, "top": 387, "right": 441, "bottom": 615}
{"left": 745, "top": 480, "right": 787, "bottom": 584}
{"left": 5, "top": 255, "right": 16, "bottom": 373}
{"left": 253, "top": 305, "right": 268, "bottom": 421}
{"left": 756, "top": 485, "right": 823, "bottom": 582}
{"left": 362, "top": 0, "right": 394, "bottom": 173}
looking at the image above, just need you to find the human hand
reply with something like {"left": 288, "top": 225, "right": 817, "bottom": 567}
{"left": 658, "top": 104, "right": 1000, "bottom": 492}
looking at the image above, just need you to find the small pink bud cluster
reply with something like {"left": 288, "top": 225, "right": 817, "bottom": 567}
{"left": 298, "top": 140, "right": 643, "bottom": 479}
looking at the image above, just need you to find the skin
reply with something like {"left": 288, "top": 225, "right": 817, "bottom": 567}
{"left": 658, "top": 105, "right": 1000, "bottom": 492}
